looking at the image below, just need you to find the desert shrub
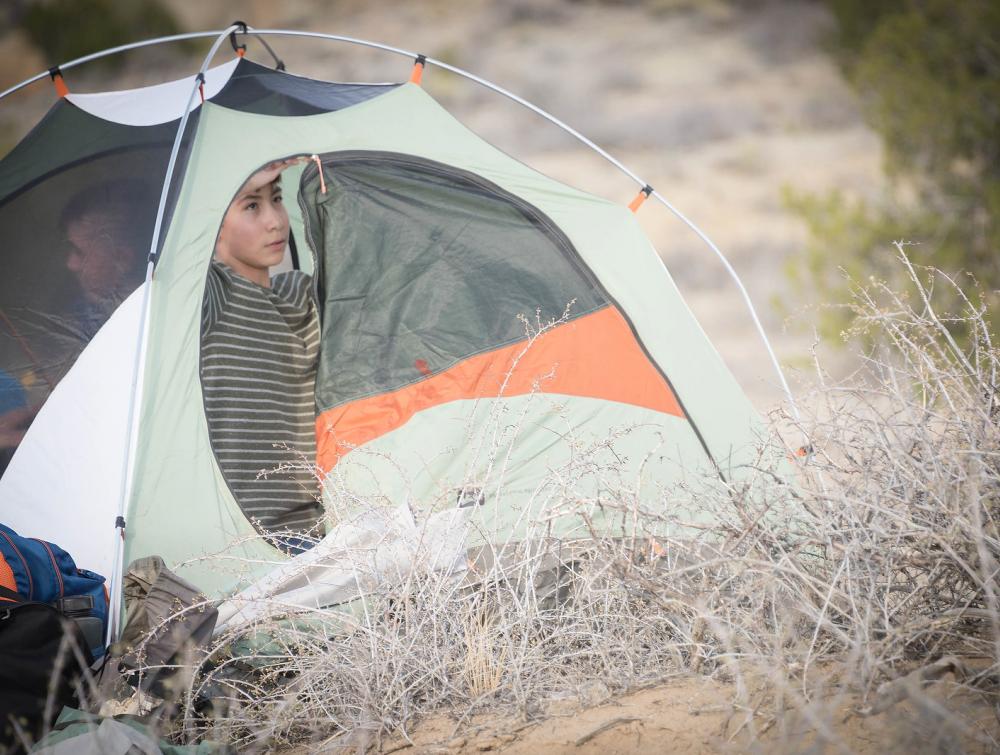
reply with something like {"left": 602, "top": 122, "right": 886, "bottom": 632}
{"left": 786, "top": 0, "right": 1000, "bottom": 342}
{"left": 98, "top": 252, "right": 988, "bottom": 751}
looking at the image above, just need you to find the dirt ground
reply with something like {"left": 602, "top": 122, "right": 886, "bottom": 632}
{"left": 376, "top": 673, "right": 999, "bottom": 754}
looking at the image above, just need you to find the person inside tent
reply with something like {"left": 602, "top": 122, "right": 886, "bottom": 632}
{"left": 60, "top": 178, "right": 154, "bottom": 343}
{"left": 0, "top": 179, "right": 153, "bottom": 474}
{"left": 201, "top": 159, "right": 324, "bottom": 543}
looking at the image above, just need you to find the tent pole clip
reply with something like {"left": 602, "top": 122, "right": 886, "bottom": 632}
{"left": 310, "top": 155, "right": 327, "bottom": 194}
{"left": 114, "top": 516, "right": 126, "bottom": 532}
{"left": 628, "top": 185, "right": 653, "bottom": 213}
{"left": 410, "top": 54, "right": 427, "bottom": 85}
{"left": 229, "top": 20, "right": 249, "bottom": 57}
{"left": 48, "top": 66, "right": 69, "bottom": 98}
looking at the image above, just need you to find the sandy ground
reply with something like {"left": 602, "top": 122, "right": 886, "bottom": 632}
{"left": 377, "top": 673, "right": 998, "bottom": 754}
{"left": 0, "top": 0, "right": 883, "bottom": 409}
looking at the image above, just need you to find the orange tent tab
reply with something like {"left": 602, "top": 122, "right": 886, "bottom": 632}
{"left": 628, "top": 185, "right": 653, "bottom": 213}
{"left": 48, "top": 67, "right": 69, "bottom": 98}
{"left": 410, "top": 54, "right": 427, "bottom": 85}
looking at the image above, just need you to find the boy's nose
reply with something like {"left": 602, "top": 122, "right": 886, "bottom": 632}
{"left": 265, "top": 205, "right": 287, "bottom": 231}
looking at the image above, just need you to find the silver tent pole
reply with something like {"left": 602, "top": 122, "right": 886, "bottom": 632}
{"left": 0, "top": 32, "right": 226, "bottom": 101}
{"left": 0, "top": 29, "right": 800, "bottom": 592}
{"left": 648, "top": 189, "right": 800, "bottom": 422}
{"left": 105, "top": 24, "right": 243, "bottom": 646}
{"left": 421, "top": 46, "right": 801, "bottom": 421}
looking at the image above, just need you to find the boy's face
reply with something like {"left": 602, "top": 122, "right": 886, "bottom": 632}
{"left": 65, "top": 210, "right": 136, "bottom": 303}
{"left": 215, "top": 176, "right": 289, "bottom": 284}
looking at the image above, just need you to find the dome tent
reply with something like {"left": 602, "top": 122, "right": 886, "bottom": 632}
{"left": 0, "top": 25, "right": 793, "bottom": 637}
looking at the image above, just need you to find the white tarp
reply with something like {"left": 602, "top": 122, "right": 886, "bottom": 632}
{"left": 214, "top": 504, "right": 470, "bottom": 632}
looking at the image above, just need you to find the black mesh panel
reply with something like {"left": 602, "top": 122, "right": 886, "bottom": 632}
{"left": 0, "top": 102, "right": 195, "bottom": 475}
{"left": 211, "top": 59, "right": 399, "bottom": 116}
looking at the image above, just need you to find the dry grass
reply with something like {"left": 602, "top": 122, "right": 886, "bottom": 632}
{"left": 102, "top": 247, "right": 1000, "bottom": 753}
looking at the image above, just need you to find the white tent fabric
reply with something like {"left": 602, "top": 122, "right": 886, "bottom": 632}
{"left": 0, "top": 285, "right": 146, "bottom": 578}
{"left": 66, "top": 60, "right": 239, "bottom": 126}
{"left": 214, "top": 505, "right": 471, "bottom": 632}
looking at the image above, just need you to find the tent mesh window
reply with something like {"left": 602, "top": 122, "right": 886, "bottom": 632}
{"left": 0, "top": 103, "right": 192, "bottom": 475}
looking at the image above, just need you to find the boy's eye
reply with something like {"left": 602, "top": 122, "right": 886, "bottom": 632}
{"left": 245, "top": 201, "right": 258, "bottom": 211}
{"left": 274, "top": 194, "right": 283, "bottom": 204}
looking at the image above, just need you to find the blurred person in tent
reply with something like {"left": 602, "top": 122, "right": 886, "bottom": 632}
{"left": 59, "top": 178, "right": 155, "bottom": 341}
{"left": 201, "top": 159, "right": 323, "bottom": 547}
{"left": 0, "top": 179, "right": 153, "bottom": 473}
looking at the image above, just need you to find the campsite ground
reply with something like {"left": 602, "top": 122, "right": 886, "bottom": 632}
{"left": 378, "top": 674, "right": 997, "bottom": 754}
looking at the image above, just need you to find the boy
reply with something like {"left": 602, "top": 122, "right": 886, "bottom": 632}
{"left": 201, "top": 160, "right": 323, "bottom": 537}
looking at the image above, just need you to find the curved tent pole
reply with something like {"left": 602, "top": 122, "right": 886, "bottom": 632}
{"left": 0, "top": 32, "right": 225, "bottom": 101}
{"left": 0, "top": 27, "right": 415, "bottom": 101}
{"left": 105, "top": 24, "right": 244, "bottom": 646}
{"left": 648, "top": 189, "right": 800, "bottom": 422}
{"left": 1, "top": 26, "right": 798, "bottom": 420}
{"left": 424, "top": 50, "right": 801, "bottom": 422}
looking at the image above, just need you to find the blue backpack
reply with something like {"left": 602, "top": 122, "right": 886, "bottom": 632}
{"left": 0, "top": 523, "right": 109, "bottom": 659}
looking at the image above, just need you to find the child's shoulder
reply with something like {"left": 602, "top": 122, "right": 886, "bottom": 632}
{"left": 272, "top": 269, "right": 311, "bottom": 285}
{"left": 271, "top": 270, "right": 315, "bottom": 308}
{"left": 207, "top": 259, "right": 235, "bottom": 286}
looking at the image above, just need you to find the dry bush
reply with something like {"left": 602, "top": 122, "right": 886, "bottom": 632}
{"left": 126, "top": 246, "right": 1000, "bottom": 752}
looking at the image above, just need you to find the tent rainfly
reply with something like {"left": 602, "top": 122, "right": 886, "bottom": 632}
{"left": 0, "top": 25, "right": 794, "bottom": 637}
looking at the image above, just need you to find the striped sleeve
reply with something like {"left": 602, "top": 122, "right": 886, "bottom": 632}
{"left": 201, "top": 262, "right": 230, "bottom": 335}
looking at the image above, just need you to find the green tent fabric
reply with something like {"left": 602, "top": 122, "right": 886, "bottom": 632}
{"left": 29, "top": 707, "right": 226, "bottom": 754}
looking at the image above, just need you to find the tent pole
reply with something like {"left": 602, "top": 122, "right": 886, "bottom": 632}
{"left": 0, "top": 32, "right": 226, "bottom": 101}
{"left": 422, "top": 45, "right": 802, "bottom": 421}
{"left": 648, "top": 190, "right": 801, "bottom": 422}
{"left": 0, "top": 29, "right": 800, "bottom": 592}
{"left": 105, "top": 24, "right": 244, "bottom": 647}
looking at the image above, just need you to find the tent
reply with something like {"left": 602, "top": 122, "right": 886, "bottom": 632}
{"left": 0, "top": 25, "right": 792, "bottom": 632}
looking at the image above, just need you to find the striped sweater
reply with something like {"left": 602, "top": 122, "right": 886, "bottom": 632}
{"left": 201, "top": 261, "right": 323, "bottom": 534}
